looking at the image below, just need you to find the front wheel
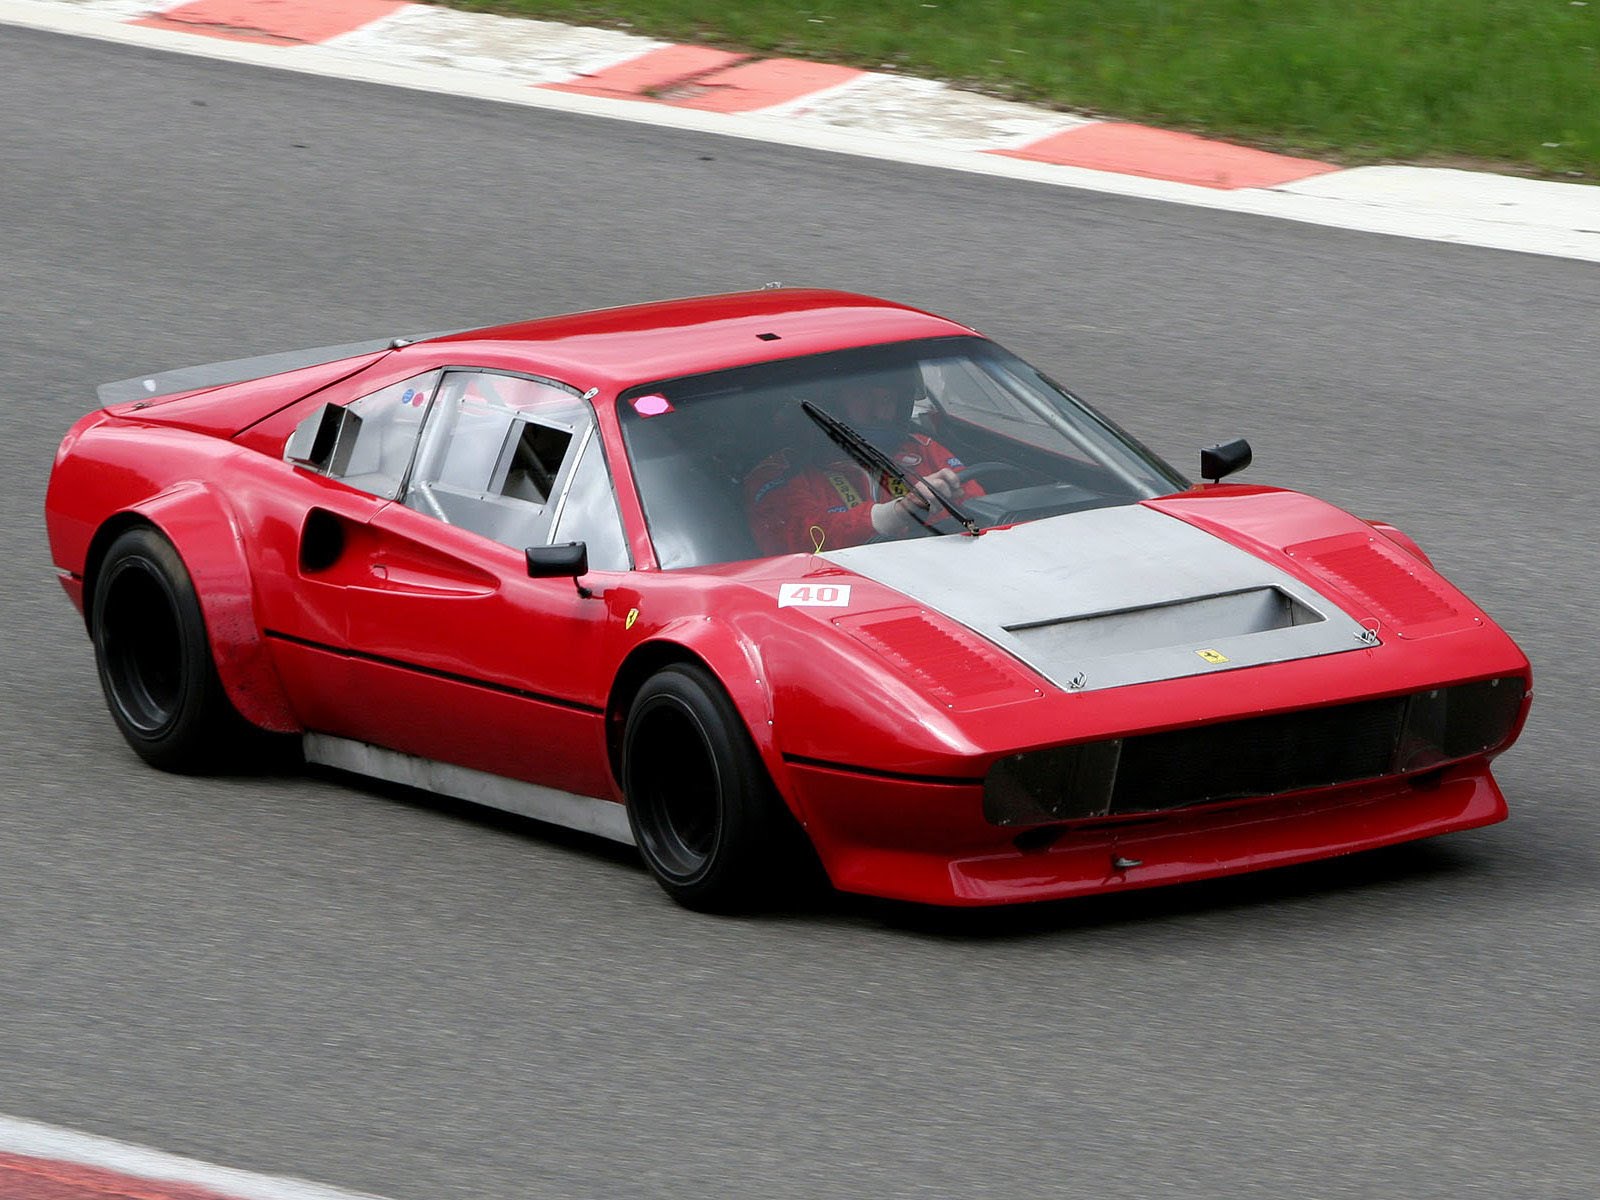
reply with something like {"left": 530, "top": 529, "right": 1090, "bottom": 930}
{"left": 91, "top": 526, "right": 250, "bottom": 772}
{"left": 622, "top": 663, "right": 803, "bottom": 912}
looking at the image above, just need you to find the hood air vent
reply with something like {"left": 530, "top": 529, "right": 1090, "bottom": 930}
{"left": 1295, "top": 535, "right": 1458, "bottom": 628}
{"left": 837, "top": 610, "right": 1037, "bottom": 711}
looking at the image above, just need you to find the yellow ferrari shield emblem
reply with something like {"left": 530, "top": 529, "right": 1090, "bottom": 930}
{"left": 625, "top": 608, "right": 639, "bottom": 630}
{"left": 1195, "top": 648, "right": 1229, "bottom": 664}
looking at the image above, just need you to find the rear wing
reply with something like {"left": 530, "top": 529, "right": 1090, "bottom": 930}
{"left": 96, "top": 330, "right": 465, "bottom": 407}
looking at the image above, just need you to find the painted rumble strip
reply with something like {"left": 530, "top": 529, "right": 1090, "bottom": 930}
{"left": 2, "top": 0, "right": 1598, "bottom": 261}
{"left": 994, "top": 122, "right": 1341, "bottom": 191}
{"left": 9, "top": 0, "right": 1331, "bottom": 185}
{"left": 137, "top": 0, "right": 406, "bottom": 45}
{"left": 0, "top": 1113, "right": 391, "bottom": 1200}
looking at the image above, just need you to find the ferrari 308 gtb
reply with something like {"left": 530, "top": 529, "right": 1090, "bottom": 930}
{"left": 45, "top": 289, "right": 1530, "bottom": 910}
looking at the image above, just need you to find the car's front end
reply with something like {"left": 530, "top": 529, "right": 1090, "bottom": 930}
{"left": 606, "top": 294, "right": 1529, "bottom": 907}
{"left": 747, "top": 489, "right": 1529, "bottom": 905}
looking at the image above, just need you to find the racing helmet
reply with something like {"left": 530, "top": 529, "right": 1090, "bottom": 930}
{"left": 837, "top": 361, "right": 924, "bottom": 441}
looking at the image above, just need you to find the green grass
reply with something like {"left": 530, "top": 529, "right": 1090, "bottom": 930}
{"left": 433, "top": 0, "right": 1600, "bottom": 177}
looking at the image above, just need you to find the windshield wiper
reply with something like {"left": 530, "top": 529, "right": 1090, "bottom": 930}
{"left": 799, "top": 400, "right": 980, "bottom": 536}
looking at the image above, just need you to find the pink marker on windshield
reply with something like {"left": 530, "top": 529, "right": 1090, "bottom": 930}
{"left": 632, "top": 394, "right": 674, "bottom": 417}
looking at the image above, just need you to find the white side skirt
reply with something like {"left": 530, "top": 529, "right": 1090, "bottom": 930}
{"left": 304, "top": 734, "right": 636, "bottom": 846}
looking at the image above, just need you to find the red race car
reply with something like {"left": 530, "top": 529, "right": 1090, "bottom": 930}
{"left": 45, "top": 289, "right": 1531, "bottom": 910}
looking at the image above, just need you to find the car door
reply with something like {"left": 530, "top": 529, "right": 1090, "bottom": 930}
{"left": 256, "top": 368, "right": 445, "bottom": 731}
{"left": 331, "top": 370, "right": 634, "bottom": 799}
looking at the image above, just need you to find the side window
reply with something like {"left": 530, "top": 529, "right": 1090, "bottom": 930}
{"left": 404, "top": 371, "right": 589, "bottom": 551}
{"left": 285, "top": 371, "right": 442, "bottom": 499}
{"left": 551, "top": 431, "right": 630, "bottom": 571}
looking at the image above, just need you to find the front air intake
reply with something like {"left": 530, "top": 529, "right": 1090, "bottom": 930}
{"left": 984, "top": 676, "right": 1525, "bottom": 827}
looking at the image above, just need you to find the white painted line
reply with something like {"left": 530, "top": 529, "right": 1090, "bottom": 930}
{"left": 1282, "top": 164, "right": 1600, "bottom": 234}
{"left": 2, "top": 0, "right": 1598, "bottom": 262}
{"left": 0, "top": 1112, "right": 392, "bottom": 1200}
{"left": 30, "top": 0, "right": 185, "bottom": 17}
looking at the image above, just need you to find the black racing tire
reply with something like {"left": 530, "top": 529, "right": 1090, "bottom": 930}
{"left": 622, "top": 663, "right": 805, "bottom": 912}
{"left": 90, "top": 526, "right": 250, "bottom": 772}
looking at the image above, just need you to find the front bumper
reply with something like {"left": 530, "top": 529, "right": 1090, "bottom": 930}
{"left": 784, "top": 757, "right": 1507, "bottom": 906}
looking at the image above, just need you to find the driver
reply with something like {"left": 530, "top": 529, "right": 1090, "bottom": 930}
{"left": 744, "top": 364, "right": 982, "bottom": 555}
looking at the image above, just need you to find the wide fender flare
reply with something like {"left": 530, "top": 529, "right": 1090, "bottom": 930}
{"left": 611, "top": 619, "right": 818, "bottom": 826}
{"left": 124, "top": 483, "right": 300, "bottom": 733}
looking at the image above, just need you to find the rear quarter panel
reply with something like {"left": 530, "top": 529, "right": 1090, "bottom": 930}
{"left": 47, "top": 415, "right": 310, "bottom": 732}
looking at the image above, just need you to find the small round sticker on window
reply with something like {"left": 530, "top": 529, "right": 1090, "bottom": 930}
{"left": 632, "top": 394, "right": 674, "bottom": 417}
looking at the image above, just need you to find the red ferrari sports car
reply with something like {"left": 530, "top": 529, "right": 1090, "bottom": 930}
{"left": 45, "top": 289, "right": 1530, "bottom": 910}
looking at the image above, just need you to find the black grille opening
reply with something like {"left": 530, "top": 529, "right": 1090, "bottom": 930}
{"left": 1113, "top": 696, "right": 1403, "bottom": 811}
{"left": 983, "top": 677, "right": 1524, "bottom": 827}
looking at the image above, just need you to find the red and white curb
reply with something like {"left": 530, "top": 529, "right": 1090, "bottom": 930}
{"left": 0, "top": 1113, "right": 390, "bottom": 1200}
{"left": 4, "top": 0, "right": 1599, "bottom": 262}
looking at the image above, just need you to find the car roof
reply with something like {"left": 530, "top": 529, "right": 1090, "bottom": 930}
{"left": 420, "top": 288, "right": 977, "bottom": 392}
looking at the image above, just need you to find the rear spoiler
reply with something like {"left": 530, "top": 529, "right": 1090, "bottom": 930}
{"left": 96, "top": 330, "right": 466, "bottom": 407}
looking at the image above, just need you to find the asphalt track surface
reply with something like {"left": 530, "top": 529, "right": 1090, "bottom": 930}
{"left": 2, "top": 23, "right": 1597, "bottom": 1200}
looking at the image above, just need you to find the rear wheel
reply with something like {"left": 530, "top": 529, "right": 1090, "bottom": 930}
{"left": 622, "top": 663, "right": 803, "bottom": 912}
{"left": 91, "top": 526, "right": 249, "bottom": 771}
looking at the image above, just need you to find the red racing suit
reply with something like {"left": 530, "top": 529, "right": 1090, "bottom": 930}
{"left": 744, "top": 432, "right": 982, "bottom": 556}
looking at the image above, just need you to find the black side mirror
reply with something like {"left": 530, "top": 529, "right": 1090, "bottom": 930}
{"left": 527, "top": 541, "right": 593, "bottom": 597}
{"left": 1200, "top": 438, "right": 1252, "bottom": 483}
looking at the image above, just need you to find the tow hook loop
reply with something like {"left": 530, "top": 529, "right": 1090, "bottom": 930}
{"left": 1111, "top": 855, "right": 1142, "bottom": 871}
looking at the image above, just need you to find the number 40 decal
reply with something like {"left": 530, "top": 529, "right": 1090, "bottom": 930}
{"left": 778, "top": 583, "right": 852, "bottom": 609}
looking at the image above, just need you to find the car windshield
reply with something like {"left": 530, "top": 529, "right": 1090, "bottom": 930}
{"left": 618, "top": 335, "right": 1187, "bottom": 569}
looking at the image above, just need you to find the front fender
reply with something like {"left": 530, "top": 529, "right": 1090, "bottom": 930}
{"left": 123, "top": 483, "right": 300, "bottom": 733}
{"left": 609, "top": 618, "right": 804, "bottom": 818}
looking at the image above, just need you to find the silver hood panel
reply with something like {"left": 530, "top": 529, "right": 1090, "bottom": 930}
{"left": 821, "top": 504, "right": 1373, "bottom": 692}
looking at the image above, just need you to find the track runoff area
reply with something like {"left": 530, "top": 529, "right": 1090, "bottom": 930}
{"left": 1, "top": 0, "right": 1598, "bottom": 263}
{"left": 1, "top": 0, "right": 1595, "bottom": 1194}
